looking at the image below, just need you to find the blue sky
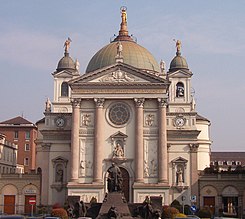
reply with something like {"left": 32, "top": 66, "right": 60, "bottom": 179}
{"left": 0, "top": 1, "right": 244, "bottom": 151}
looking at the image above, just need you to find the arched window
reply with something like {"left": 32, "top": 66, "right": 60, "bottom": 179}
{"left": 176, "top": 82, "right": 184, "bottom": 97}
{"left": 61, "top": 82, "right": 69, "bottom": 97}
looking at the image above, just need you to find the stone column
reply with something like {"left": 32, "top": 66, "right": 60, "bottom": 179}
{"left": 41, "top": 143, "right": 51, "bottom": 205}
{"left": 70, "top": 98, "right": 81, "bottom": 182}
{"left": 189, "top": 144, "right": 199, "bottom": 205}
{"left": 134, "top": 98, "right": 145, "bottom": 183}
{"left": 93, "top": 98, "right": 105, "bottom": 183}
{"left": 158, "top": 98, "right": 168, "bottom": 183}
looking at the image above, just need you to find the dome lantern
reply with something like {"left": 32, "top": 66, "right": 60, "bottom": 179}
{"left": 86, "top": 7, "right": 160, "bottom": 73}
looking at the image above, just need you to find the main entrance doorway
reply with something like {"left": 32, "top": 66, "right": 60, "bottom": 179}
{"left": 120, "top": 167, "right": 130, "bottom": 202}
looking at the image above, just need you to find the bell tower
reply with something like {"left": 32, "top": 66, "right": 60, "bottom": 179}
{"left": 167, "top": 40, "right": 195, "bottom": 114}
{"left": 51, "top": 38, "right": 80, "bottom": 113}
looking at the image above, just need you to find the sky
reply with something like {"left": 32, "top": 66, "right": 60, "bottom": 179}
{"left": 0, "top": 0, "right": 244, "bottom": 151}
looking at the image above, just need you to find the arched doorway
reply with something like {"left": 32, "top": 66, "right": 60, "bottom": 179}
{"left": 120, "top": 167, "right": 130, "bottom": 202}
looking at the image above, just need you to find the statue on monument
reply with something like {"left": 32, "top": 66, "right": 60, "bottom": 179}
{"left": 107, "top": 163, "right": 123, "bottom": 192}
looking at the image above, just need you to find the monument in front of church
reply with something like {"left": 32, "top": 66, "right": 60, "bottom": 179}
{"left": 36, "top": 6, "right": 211, "bottom": 209}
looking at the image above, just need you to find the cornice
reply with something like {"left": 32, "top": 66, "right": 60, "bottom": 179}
{"left": 167, "top": 130, "right": 201, "bottom": 140}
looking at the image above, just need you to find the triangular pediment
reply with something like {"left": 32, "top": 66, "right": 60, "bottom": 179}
{"left": 69, "top": 62, "right": 168, "bottom": 85}
{"left": 110, "top": 131, "right": 128, "bottom": 139}
{"left": 172, "top": 157, "right": 188, "bottom": 164}
{"left": 168, "top": 69, "right": 193, "bottom": 78}
{"left": 52, "top": 69, "right": 79, "bottom": 78}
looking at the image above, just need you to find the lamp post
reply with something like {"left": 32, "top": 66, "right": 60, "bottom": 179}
{"left": 181, "top": 195, "right": 186, "bottom": 214}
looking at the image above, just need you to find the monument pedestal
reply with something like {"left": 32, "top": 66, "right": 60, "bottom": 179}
{"left": 96, "top": 192, "right": 133, "bottom": 219}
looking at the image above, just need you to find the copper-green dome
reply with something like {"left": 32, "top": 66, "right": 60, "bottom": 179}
{"left": 57, "top": 52, "right": 75, "bottom": 71}
{"left": 86, "top": 40, "right": 160, "bottom": 73}
{"left": 169, "top": 52, "right": 189, "bottom": 71}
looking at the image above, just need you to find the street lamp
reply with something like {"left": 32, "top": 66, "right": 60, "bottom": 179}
{"left": 181, "top": 195, "right": 186, "bottom": 214}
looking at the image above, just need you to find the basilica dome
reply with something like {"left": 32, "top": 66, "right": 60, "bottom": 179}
{"left": 85, "top": 7, "right": 160, "bottom": 73}
{"left": 86, "top": 41, "right": 160, "bottom": 73}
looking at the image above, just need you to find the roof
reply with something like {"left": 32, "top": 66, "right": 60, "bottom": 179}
{"left": 196, "top": 114, "right": 210, "bottom": 122}
{"left": 36, "top": 117, "right": 45, "bottom": 125}
{"left": 0, "top": 116, "right": 34, "bottom": 125}
{"left": 86, "top": 41, "right": 160, "bottom": 73}
{"left": 211, "top": 152, "right": 245, "bottom": 165}
{"left": 85, "top": 7, "right": 160, "bottom": 74}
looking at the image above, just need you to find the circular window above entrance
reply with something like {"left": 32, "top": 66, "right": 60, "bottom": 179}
{"left": 108, "top": 102, "right": 130, "bottom": 126}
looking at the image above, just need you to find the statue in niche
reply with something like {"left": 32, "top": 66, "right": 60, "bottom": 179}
{"left": 113, "top": 143, "right": 124, "bottom": 158}
{"left": 55, "top": 165, "right": 64, "bottom": 183}
{"left": 176, "top": 167, "right": 184, "bottom": 185}
{"left": 107, "top": 163, "right": 123, "bottom": 192}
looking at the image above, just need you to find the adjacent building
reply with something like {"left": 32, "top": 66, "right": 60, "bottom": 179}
{"left": 199, "top": 152, "right": 245, "bottom": 218}
{"left": 0, "top": 116, "right": 38, "bottom": 173}
{"left": 0, "top": 133, "right": 17, "bottom": 174}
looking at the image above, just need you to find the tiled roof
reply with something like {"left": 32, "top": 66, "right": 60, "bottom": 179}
{"left": 211, "top": 152, "right": 245, "bottom": 165}
{"left": 0, "top": 116, "right": 34, "bottom": 125}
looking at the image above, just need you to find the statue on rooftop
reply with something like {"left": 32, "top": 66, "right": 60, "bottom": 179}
{"left": 64, "top": 37, "right": 72, "bottom": 53}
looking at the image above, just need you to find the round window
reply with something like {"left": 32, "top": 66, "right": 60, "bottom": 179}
{"left": 108, "top": 103, "right": 130, "bottom": 126}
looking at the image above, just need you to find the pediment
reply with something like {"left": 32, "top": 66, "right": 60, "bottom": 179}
{"left": 172, "top": 157, "right": 188, "bottom": 164}
{"left": 110, "top": 131, "right": 128, "bottom": 139}
{"left": 52, "top": 69, "right": 74, "bottom": 78}
{"left": 69, "top": 63, "right": 168, "bottom": 85}
{"left": 168, "top": 69, "right": 193, "bottom": 78}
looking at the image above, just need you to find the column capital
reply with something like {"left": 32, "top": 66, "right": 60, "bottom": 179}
{"left": 157, "top": 98, "right": 168, "bottom": 107}
{"left": 189, "top": 143, "right": 199, "bottom": 152}
{"left": 134, "top": 98, "right": 145, "bottom": 107}
{"left": 41, "top": 143, "right": 51, "bottom": 151}
{"left": 94, "top": 98, "right": 105, "bottom": 107}
{"left": 71, "top": 98, "right": 81, "bottom": 107}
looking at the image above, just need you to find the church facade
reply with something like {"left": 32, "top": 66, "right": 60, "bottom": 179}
{"left": 36, "top": 8, "right": 211, "bottom": 206}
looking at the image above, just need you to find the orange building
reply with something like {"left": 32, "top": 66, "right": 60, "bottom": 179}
{"left": 0, "top": 116, "right": 37, "bottom": 173}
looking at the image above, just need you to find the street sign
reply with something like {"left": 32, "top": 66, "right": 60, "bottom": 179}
{"left": 190, "top": 205, "right": 197, "bottom": 213}
{"left": 190, "top": 195, "right": 196, "bottom": 202}
{"left": 29, "top": 197, "right": 36, "bottom": 205}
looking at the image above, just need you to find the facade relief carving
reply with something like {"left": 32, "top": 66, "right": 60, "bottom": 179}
{"left": 80, "top": 140, "right": 93, "bottom": 177}
{"left": 144, "top": 140, "right": 158, "bottom": 177}
{"left": 145, "top": 113, "right": 155, "bottom": 127}
{"left": 100, "top": 70, "right": 136, "bottom": 82}
{"left": 81, "top": 113, "right": 93, "bottom": 127}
